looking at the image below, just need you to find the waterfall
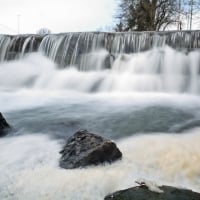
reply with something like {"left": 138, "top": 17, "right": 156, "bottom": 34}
{"left": 0, "top": 31, "right": 200, "bottom": 68}
{"left": 0, "top": 31, "right": 200, "bottom": 94}
{"left": 0, "top": 34, "right": 42, "bottom": 61}
{"left": 1, "top": 31, "right": 200, "bottom": 200}
{"left": 0, "top": 46, "right": 199, "bottom": 94}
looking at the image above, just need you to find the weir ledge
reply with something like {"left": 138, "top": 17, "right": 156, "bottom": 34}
{"left": 0, "top": 30, "right": 200, "bottom": 68}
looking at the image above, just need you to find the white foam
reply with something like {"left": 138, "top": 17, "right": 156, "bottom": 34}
{"left": 0, "top": 45, "right": 200, "bottom": 199}
{"left": 135, "top": 179, "right": 163, "bottom": 193}
{"left": 0, "top": 130, "right": 200, "bottom": 199}
{"left": 0, "top": 47, "right": 199, "bottom": 94}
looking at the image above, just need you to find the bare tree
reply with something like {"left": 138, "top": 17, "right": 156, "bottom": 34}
{"left": 36, "top": 28, "right": 51, "bottom": 35}
{"left": 115, "top": 0, "right": 179, "bottom": 31}
{"left": 180, "top": 0, "right": 200, "bottom": 30}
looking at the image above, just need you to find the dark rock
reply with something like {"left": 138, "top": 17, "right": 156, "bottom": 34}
{"left": 59, "top": 130, "right": 122, "bottom": 169}
{"left": 104, "top": 185, "right": 200, "bottom": 200}
{"left": 0, "top": 112, "right": 10, "bottom": 136}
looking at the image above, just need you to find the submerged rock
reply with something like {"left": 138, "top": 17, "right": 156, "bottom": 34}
{"left": 59, "top": 130, "right": 122, "bottom": 169}
{"left": 0, "top": 112, "right": 10, "bottom": 136}
{"left": 104, "top": 184, "right": 200, "bottom": 200}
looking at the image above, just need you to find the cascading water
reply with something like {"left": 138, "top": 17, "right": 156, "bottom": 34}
{"left": 0, "top": 31, "right": 200, "bottom": 67}
{"left": 0, "top": 31, "right": 200, "bottom": 200}
{"left": 0, "top": 46, "right": 199, "bottom": 94}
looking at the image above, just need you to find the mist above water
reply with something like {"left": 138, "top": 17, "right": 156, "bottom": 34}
{"left": 0, "top": 46, "right": 199, "bottom": 94}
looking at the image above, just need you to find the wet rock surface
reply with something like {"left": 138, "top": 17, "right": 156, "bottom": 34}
{"left": 104, "top": 185, "right": 200, "bottom": 200}
{"left": 59, "top": 130, "right": 122, "bottom": 169}
{"left": 0, "top": 112, "right": 10, "bottom": 136}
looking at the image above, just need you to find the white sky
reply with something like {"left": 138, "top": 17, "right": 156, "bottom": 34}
{"left": 0, "top": 0, "right": 199, "bottom": 35}
{"left": 0, "top": 0, "right": 117, "bottom": 34}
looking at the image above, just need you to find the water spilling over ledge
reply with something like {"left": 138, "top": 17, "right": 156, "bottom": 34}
{"left": 0, "top": 31, "right": 200, "bottom": 94}
{"left": 0, "top": 31, "right": 200, "bottom": 68}
{"left": 1, "top": 31, "right": 200, "bottom": 199}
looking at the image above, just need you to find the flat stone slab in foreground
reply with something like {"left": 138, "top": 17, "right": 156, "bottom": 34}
{"left": 105, "top": 185, "right": 200, "bottom": 200}
{"left": 59, "top": 130, "right": 122, "bottom": 169}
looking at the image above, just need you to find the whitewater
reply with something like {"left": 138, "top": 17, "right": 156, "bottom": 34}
{"left": 0, "top": 37, "right": 200, "bottom": 199}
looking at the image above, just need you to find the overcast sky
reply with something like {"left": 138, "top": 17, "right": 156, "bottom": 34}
{"left": 1, "top": 0, "right": 199, "bottom": 35}
{"left": 0, "top": 0, "right": 117, "bottom": 34}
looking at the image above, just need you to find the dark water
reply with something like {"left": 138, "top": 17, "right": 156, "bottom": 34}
{"left": 4, "top": 102, "right": 199, "bottom": 140}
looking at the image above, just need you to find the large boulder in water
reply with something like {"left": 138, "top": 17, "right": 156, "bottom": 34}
{"left": 59, "top": 130, "right": 122, "bottom": 169}
{"left": 104, "top": 182, "right": 200, "bottom": 200}
{"left": 0, "top": 112, "right": 10, "bottom": 136}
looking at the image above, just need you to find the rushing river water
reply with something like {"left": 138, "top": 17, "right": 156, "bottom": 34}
{"left": 0, "top": 43, "right": 200, "bottom": 199}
